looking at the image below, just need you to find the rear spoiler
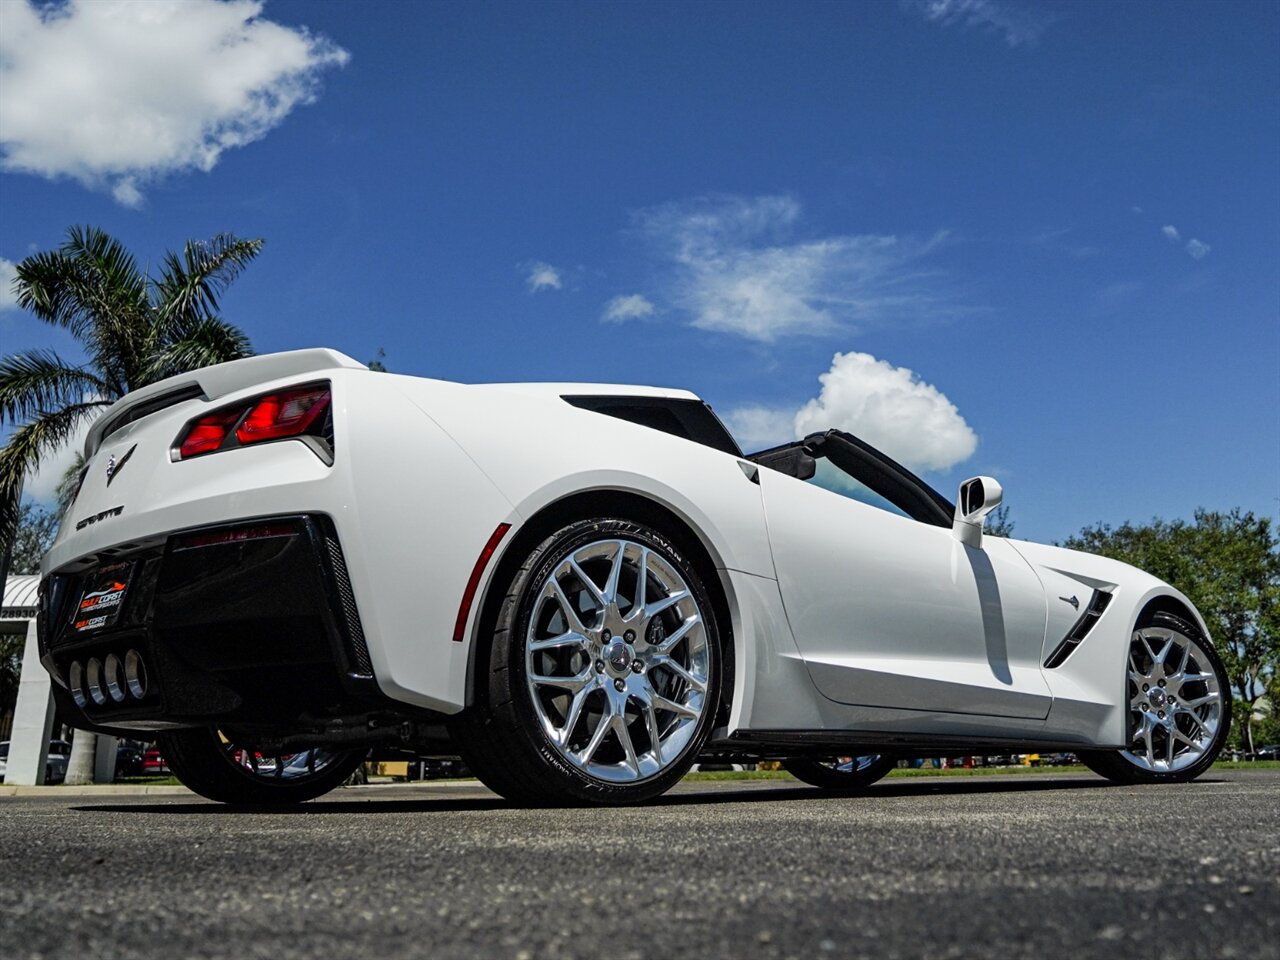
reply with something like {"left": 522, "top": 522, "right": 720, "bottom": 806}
{"left": 85, "top": 348, "right": 367, "bottom": 458}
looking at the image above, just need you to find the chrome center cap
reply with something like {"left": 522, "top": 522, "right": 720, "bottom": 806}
{"left": 1148, "top": 688, "right": 1168, "bottom": 710}
{"left": 605, "top": 641, "right": 632, "bottom": 676}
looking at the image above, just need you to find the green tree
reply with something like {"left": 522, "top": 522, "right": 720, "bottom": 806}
{"left": 1062, "top": 510, "right": 1280, "bottom": 752}
{"left": 7, "top": 502, "right": 58, "bottom": 574}
{"left": 1, "top": 226, "right": 261, "bottom": 783}
{"left": 985, "top": 503, "right": 1015, "bottom": 538}
{"left": 1, "top": 226, "right": 262, "bottom": 554}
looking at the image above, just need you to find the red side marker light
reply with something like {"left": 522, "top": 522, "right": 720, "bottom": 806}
{"left": 453, "top": 523, "right": 512, "bottom": 642}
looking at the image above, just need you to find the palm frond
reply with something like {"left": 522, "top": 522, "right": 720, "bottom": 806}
{"left": 55, "top": 453, "right": 87, "bottom": 514}
{"left": 155, "top": 234, "right": 265, "bottom": 332}
{"left": 142, "top": 317, "right": 253, "bottom": 383}
{"left": 0, "top": 402, "right": 104, "bottom": 554}
{"left": 0, "top": 350, "right": 115, "bottom": 426}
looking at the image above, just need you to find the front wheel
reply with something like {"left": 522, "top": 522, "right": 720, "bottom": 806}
{"left": 452, "top": 518, "right": 722, "bottom": 805}
{"left": 783, "top": 755, "right": 896, "bottom": 792}
{"left": 1078, "top": 611, "right": 1231, "bottom": 784}
{"left": 159, "top": 728, "right": 366, "bottom": 804}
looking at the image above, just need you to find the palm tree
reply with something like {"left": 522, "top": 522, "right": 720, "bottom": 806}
{"left": 1, "top": 225, "right": 262, "bottom": 784}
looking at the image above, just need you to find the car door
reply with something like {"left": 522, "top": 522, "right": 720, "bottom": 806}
{"left": 759, "top": 462, "right": 1052, "bottom": 721}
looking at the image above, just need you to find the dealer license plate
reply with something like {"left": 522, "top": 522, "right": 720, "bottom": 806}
{"left": 73, "top": 561, "right": 134, "bottom": 633}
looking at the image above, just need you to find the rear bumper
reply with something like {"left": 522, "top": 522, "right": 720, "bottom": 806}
{"left": 38, "top": 514, "right": 384, "bottom": 734}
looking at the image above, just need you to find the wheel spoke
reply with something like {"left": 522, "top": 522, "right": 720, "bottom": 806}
{"left": 644, "top": 590, "right": 688, "bottom": 619}
{"left": 568, "top": 558, "right": 607, "bottom": 608}
{"left": 576, "top": 711, "right": 612, "bottom": 766}
{"left": 529, "top": 631, "right": 589, "bottom": 653}
{"left": 634, "top": 548, "right": 649, "bottom": 612}
{"left": 652, "top": 655, "right": 708, "bottom": 693}
{"left": 653, "top": 616, "right": 700, "bottom": 655}
{"left": 642, "top": 699, "right": 664, "bottom": 765}
{"left": 651, "top": 692, "right": 699, "bottom": 720}
{"left": 615, "top": 714, "right": 641, "bottom": 776}
{"left": 530, "top": 666, "right": 592, "bottom": 693}
{"left": 548, "top": 578, "right": 591, "bottom": 635}
{"left": 559, "top": 688, "right": 590, "bottom": 745}
{"left": 603, "top": 542, "right": 626, "bottom": 605}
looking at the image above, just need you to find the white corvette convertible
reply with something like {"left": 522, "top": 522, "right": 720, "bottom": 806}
{"left": 36, "top": 349, "right": 1230, "bottom": 804}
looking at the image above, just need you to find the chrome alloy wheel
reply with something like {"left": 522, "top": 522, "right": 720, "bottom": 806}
{"left": 524, "top": 538, "right": 712, "bottom": 784}
{"left": 218, "top": 733, "right": 351, "bottom": 783}
{"left": 1122, "top": 625, "right": 1224, "bottom": 773}
{"left": 819, "top": 756, "right": 884, "bottom": 774}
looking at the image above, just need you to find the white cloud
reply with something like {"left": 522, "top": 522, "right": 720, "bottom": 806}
{"left": 1185, "top": 238, "right": 1211, "bottom": 260}
{"left": 601, "top": 293, "right": 655, "bottom": 323}
{"left": 1162, "top": 225, "right": 1181, "bottom": 242}
{"left": 725, "top": 351, "right": 977, "bottom": 473}
{"left": 524, "top": 261, "right": 563, "bottom": 293}
{"left": 901, "top": 0, "right": 1053, "bottom": 48}
{"left": 24, "top": 411, "right": 94, "bottom": 503}
{"left": 0, "top": 0, "right": 349, "bottom": 205}
{"left": 721, "top": 405, "right": 797, "bottom": 452}
{"left": 0, "top": 257, "right": 18, "bottom": 312}
{"left": 635, "top": 195, "right": 950, "bottom": 343}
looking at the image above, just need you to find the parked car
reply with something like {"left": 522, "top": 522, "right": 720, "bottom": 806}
{"left": 0, "top": 739, "right": 71, "bottom": 784}
{"left": 1254, "top": 744, "right": 1280, "bottom": 761}
{"left": 35, "top": 348, "right": 1234, "bottom": 805}
{"left": 114, "top": 740, "right": 146, "bottom": 778}
{"left": 141, "top": 745, "right": 169, "bottom": 776}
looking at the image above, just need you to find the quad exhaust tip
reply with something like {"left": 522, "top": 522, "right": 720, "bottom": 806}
{"left": 69, "top": 649, "right": 147, "bottom": 707}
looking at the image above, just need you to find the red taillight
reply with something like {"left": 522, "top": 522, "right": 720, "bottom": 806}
{"left": 179, "top": 409, "right": 241, "bottom": 459}
{"left": 177, "top": 383, "right": 331, "bottom": 459}
{"left": 236, "top": 387, "right": 330, "bottom": 445}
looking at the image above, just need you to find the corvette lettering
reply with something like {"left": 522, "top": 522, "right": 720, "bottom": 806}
{"left": 75, "top": 505, "right": 124, "bottom": 530}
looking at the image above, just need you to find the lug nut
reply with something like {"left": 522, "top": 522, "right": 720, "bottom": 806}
{"left": 613, "top": 678, "right": 626, "bottom": 692}
{"left": 595, "top": 660, "right": 605, "bottom": 673}
{"left": 1158, "top": 679, "right": 1167, "bottom": 687}
{"left": 601, "top": 630, "right": 611, "bottom": 642}
{"left": 631, "top": 659, "right": 644, "bottom": 673}
{"left": 1142, "top": 684, "right": 1150, "bottom": 692}
{"left": 1158, "top": 710, "right": 1166, "bottom": 719}
{"left": 624, "top": 630, "right": 636, "bottom": 643}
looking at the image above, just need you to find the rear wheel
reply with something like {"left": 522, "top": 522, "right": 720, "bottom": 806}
{"left": 159, "top": 728, "right": 366, "bottom": 804}
{"left": 783, "top": 755, "right": 896, "bottom": 792}
{"left": 1078, "top": 611, "right": 1231, "bottom": 784}
{"left": 452, "top": 518, "right": 722, "bottom": 805}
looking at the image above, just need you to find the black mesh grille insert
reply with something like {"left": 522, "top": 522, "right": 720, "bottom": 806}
{"left": 1044, "top": 590, "right": 1113, "bottom": 668}
{"left": 325, "top": 535, "right": 373, "bottom": 677}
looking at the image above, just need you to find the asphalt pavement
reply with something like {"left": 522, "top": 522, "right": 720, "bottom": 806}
{"left": 2, "top": 770, "right": 1277, "bottom": 960}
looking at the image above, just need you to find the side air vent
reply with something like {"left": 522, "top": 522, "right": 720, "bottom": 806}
{"left": 324, "top": 535, "right": 373, "bottom": 678}
{"left": 1044, "top": 590, "right": 1113, "bottom": 668}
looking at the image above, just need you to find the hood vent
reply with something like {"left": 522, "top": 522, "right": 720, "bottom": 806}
{"left": 1044, "top": 590, "right": 1112, "bottom": 668}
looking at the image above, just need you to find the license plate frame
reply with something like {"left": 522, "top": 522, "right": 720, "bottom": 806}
{"left": 72, "top": 561, "right": 135, "bottom": 633}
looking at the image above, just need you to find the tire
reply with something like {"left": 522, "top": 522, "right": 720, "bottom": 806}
{"left": 158, "top": 728, "right": 366, "bottom": 804}
{"left": 452, "top": 518, "right": 723, "bottom": 805}
{"left": 783, "top": 755, "right": 897, "bottom": 792}
{"left": 1078, "top": 611, "right": 1232, "bottom": 784}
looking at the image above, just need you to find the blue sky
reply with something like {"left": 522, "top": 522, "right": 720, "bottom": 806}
{"left": 1, "top": 0, "right": 1277, "bottom": 543}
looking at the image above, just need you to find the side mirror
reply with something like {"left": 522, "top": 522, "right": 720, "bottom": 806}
{"left": 953, "top": 476, "right": 1003, "bottom": 548}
